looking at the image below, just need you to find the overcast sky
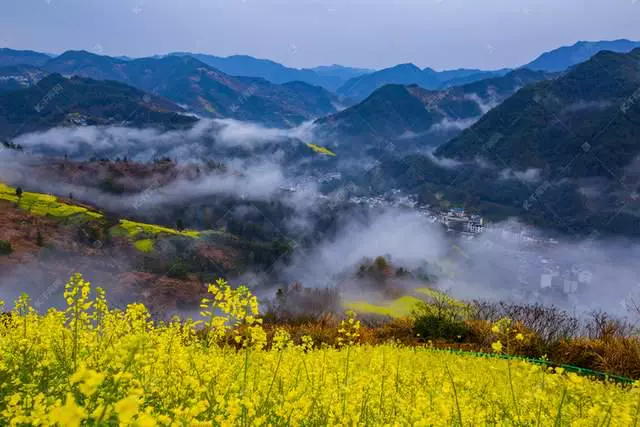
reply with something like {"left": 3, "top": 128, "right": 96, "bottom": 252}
{"left": 1, "top": 0, "right": 639, "bottom": 70}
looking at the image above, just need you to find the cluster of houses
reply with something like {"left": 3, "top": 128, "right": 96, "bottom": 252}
{"left": 439, "top": 207, "right": 485, "bottom": 234}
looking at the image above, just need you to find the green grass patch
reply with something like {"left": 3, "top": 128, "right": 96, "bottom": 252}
{"left": 306, "top": 143, "right": 336, "bottom": 157}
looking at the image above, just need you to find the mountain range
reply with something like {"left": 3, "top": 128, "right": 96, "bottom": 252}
{"left": 335, "top": 39, "right": 640, "bottom": 101}
{"left": 3, "top": 38, "right": 635, "bottom": 96}
{"left": 0, "top": 39, "right": 637, "bottom": 131}
{"left": 335, "top": 64, "right": 512, "bottom": 101}
{"left": 6, "top": 50, "right": 342, "bottom": 127}
{"left": 167, "top": 52, "right": 372, "bottom": 92}
{"left": 524, "top": 39, "right": 640, "bottom": 72}
{"left": 2, "top": 40, "right": 640, "bottom": 237}
{"left": 0, "top": 73, "right": 195, "bottom": 139}
{"left": 313, "top": 68, "right": 553, "bottom": 157}
{"left": 373, "top": 48, "right": 640, "bottom": 235}
{"left": 0, "top": 48, "right": 51, "bottom": 68}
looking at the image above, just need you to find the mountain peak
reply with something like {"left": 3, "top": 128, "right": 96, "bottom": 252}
{"left": 0, "top": 48, "right": 52, "bottom": 67}
{"left": 56, "top": 50, "right": 116, "bottom": 60}
{"left": 391, "top": 63, "right": 421, "bottom": 72}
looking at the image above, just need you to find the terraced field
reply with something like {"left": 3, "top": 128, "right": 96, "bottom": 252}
{"left": 0, "top": 182, "right": 203, "bottom": 253}
{"left": 306, "top": 142, "right": 337, "bottom": 156}
{"left": 0, "top": 182, "right": 102, "bottom": 221}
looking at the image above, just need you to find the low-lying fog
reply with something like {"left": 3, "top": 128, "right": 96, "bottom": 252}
{"left": 1, "top": 120, "right": 640, "bottom": 321}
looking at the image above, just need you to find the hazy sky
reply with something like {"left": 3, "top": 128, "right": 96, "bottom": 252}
{"left": 1, "top": 0, "right": 639, "bottom": 70}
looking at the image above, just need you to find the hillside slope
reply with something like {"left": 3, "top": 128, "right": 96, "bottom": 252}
{"left": 0, "top": 48, "right": 51, "bottom": 68}
{"left": 0, "top": 73, "right": 196, "bottom": 138}
{"left": 437, "top": 49, "right": 640, "bottom": 172}
{"left": 314, "top": 68, "right": 551, "bottom": 157}
{"left": 0, "top": 176, "right": 294, "bottom": 312}
{"left": 0, "top": 65, "right": 48, "bottom": 93}
{"left": 375, "top": 48, "right": 640, "bottom": 235}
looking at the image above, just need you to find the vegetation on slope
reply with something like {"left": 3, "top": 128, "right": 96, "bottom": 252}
{"left": 0, "top": 179, "right": 295, "bottom": 288}
{"left": 133, "top": 238, "right": 155, "bottom": 253}
{"left": 115, "top": 219, "right": 201, "bottom": 239}
{"left": 269, "top": 279, "right": 640, "bottom": 381}
{"left": 0, "top": 182, "right": 101, "bottom": 221}
{"left": 368, "top": 48, "right": 640, "bottom": 235}
{"left": 0, "top": 73, "right": 196, "bottom": 138}
{"left": 0, "top": 181, "right": 201, "bottom": 253}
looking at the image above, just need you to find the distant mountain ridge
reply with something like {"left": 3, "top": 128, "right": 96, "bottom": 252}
{"left": 2, "top": 40, "right": 639, "bottom": 133}
{"left": 336, "top": 64, "right": 511, "bottom": 101}
{"left": 524, "top": 39, "right": 640, "bottom": 72}
{"left": 311, "top": 64, "right": 374, "bottom": 90}
{"left": 3, "top": 39, "right": 638, "bottom": 97}
{"left": 0, "top": 48, "right": 51, "bottom": 68}
{"left": 41, "top": 50, "right": 340, "bottom": 127}
{"left": 167, "top": 52, "right": 372, "bottom": 92}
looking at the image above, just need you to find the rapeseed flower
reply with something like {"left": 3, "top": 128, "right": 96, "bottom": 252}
{"left": 0, "top": 274, "right": 638, "bottom": 425}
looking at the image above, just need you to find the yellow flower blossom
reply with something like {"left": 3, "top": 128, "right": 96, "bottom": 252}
{"left": 0, "top": 273, "right": 636, "bottom": 426}
{"left": 114, "top": 395, "right": 141, "bottom": 424}
{"left": 48, "top": 394, "right": 87, "bottom": 427}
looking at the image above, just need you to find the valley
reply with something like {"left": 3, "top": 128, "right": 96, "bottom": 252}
{"left": 2, "top": 41, "right": 640, "bottom": 319}
{"left": 2, "top": 1, "right": 640, "bottom": 420}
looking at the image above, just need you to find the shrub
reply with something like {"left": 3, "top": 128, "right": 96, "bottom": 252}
{"left": 413, "top": 314, "right": 474, "bottom": 342}
{"left": 369, "top": 317, "right": 418, "bottom": 345}
{"left": 553, "top": 336, "right": 640, "bottom": 379}
{"left": 584, "top": 310, "right": 636, "bottom": 340}
{"left": 472, "top": 301, "right": 580, "bottom": 343}
{"left": 166, "top": 261, "right": 190, "bottom": 279}
{"left": 410, "top": 291, "right": 476, "bottom": 342}
{"left": 0, "top": 240, "right": 12, "bottom": 256}
{"left": 77, "top": 222, "right": 105, "bottom": 246}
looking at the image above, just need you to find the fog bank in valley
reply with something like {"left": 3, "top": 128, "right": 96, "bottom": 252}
{"left": 2, "top": 120, "right": 640, "bottom": 321}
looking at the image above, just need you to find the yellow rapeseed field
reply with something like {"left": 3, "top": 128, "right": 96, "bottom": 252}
{"left": 1, "top": 274, "right": 639, "bottom": 426}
